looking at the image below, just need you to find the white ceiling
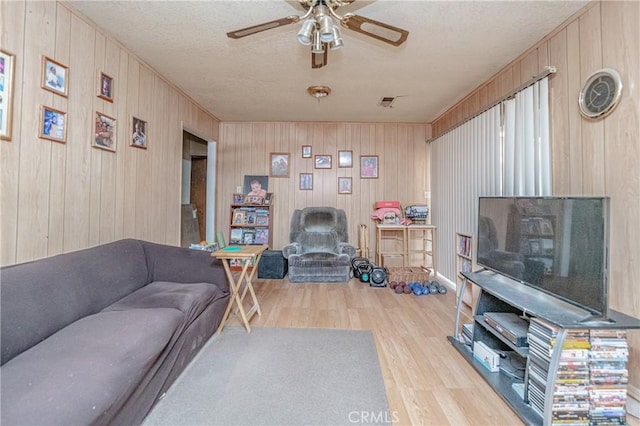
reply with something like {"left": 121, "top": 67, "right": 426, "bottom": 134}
{"left": 68, "top": 0, "right": 588, "bottom": 123}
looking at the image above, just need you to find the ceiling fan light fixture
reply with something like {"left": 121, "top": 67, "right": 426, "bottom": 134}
{"left": 329, "top": 26, "right": 343, "bottom": 50}
{"left": 311, "top": 31, "right": 325, "bottom": 54}
{"left": 297, "top": 19, "right": 316, "bottom": 45}
{"left": 318, "top": 15, "right": 334, "bottom": 42}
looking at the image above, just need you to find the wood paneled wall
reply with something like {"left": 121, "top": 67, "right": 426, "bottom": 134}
{"left": 0, "top": 0, "right": 220, "bottom": 265}
{"left": 217, "top": 122, "right": 430, "bottom": 252}
{"left": 432, "top": 0, "right": 640, "bottom": 403}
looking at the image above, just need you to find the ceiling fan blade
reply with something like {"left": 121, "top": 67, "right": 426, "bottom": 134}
{"left": 311, "top": 48, "right": 328, "bottom": 69}
{"left": 227, "top": 16, "right": 299, "bottom": 39}
{"left": 342, "top": 14, "right": 409, "bottom": 47}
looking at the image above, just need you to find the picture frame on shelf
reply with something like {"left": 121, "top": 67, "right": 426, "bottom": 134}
{"left": 338, "top": 177, "right": 352, "bottom": 194}
{"left": 314, "top": 154, "right": 332, "bottom": 169}
{"left": 233, "top": 193, "right": 244, "bottom": 204}
{"left": 41, "top": 56, "right": 68, "bottom": 97}
{"left": 300, "top": 173, "right": 313, "bottom": 190}
{"left": 97, "top": 71, "right": 114, "bottom": 102}
{"left": 232, "top": 210, "right": 246, "bottom": 225}
{"left": 0, "top": 49, "right": 16, "bottom": 140}
{"left": 270, "top": 152, "right": 290, "bottom": 177}
{"left": 130, "top": 116, "right": 147, "bottom": 149}
{"left": 263, "top": 192, "right": 273, "bottom": 205}
{"left": 360, "top": 155, "right": 379, "bottom": 178}
{"left": 94, "top": 111, "right": 116, "bottom": 152}
{"left": 302, "top": 145, "right": 312, "bottom": 158}
{"left": 338, "top": 150, "right": 352, "bottom": 168}
{"left": 244, "top": 195, "right": 264, "bottom": 205}
{"left": 39, "top": 106, "right": 67, "bottom": 143}
{"left": 243, "top": 175, "right": 268, "bottom": 197}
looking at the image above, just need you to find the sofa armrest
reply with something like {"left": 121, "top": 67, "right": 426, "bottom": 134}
{"left": 141, "top": 241, "right": 229, "bottom": 294}
{"left": 282, "top": 243, "right": 301, "bottom": 259}
{"left": 338, "top": 243, "right": 356, "bottom": 258}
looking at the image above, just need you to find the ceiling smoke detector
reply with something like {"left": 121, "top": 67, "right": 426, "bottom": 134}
{"left": 378, "top": 96, "right": 397, "bottom": 108}
{"left": 308, "top": 85, "right": 331, "bottom": 100}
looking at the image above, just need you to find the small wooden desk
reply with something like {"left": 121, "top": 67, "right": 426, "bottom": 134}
{"left": 211, "top": 244, "right": 267, "bottom": 333}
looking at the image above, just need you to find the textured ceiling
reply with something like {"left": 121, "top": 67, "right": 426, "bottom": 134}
{"left": 68, "top": 0, "right": 588, "bottom": 123}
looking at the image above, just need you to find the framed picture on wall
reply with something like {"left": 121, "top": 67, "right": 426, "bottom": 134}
{"left": 38, "top": 106, "right": 67, "bottom": 143}
{"left": 360, "top": 155, "right": 378, "bottom": 179}
{"left": 0, "top": 49, "right": 16, "bottom": 140}
{"left": 270, "top": 152, "right": 290, "bottom": 177}
{"left": 41, "top": 56, "right": 68, "bottom": 97}
{"left": 94, "top": 111, "right": 116, "bottom": 152}
{"left": 300, "top": 173, "right": 313, "bottom": 190}
{"left": 314, "top": 155, "right": 332, "bottom": 169}
{"left": 338, "top": 177, "right": 352, "bottom": 194}
{"left": 338, "top": 150, "right": 352, "bottom": 168}
{"left": 243, "top": 175, "right": 268, "bottom": 197}
{"left": 131, "top": 116, "right": 147, "bottom": 149}
{"left": 302, "top": 145, "right": 312, "bottom": 158}
{"left": 97, "top": 71, "right": 114, "bottom": 102}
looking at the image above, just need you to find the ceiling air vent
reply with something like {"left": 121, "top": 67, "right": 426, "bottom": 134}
{"left": 378, "top": 96, "right": 397, "bottom": 108}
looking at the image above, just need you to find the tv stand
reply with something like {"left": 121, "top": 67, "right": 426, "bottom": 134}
{"left": 448, "top": 270, "right": 640, "bottom": 425}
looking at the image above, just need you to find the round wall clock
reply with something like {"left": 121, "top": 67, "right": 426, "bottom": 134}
{"left": 578, "top": 68, "right": 623, "bottom": 119}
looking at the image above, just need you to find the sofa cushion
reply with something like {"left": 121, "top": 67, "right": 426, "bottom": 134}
{"left": 0, "top": 308, "right": 183, "bottom": 426}
{"left": 104, "top": 281, "right": 226, "bottom": 331}
{"left": 1, "top": 239, "right": 150, "bottom": 365}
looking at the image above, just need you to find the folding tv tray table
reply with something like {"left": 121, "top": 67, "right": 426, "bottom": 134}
{"left": 211, "top": 244, "right": 267, "bottom": 333}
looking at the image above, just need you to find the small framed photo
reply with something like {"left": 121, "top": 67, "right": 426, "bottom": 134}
{"left": 338, "top": 150, "right": 352, "bottom": 168}
{"left": 41, "top": 56, "right": 68, "bottom": 97}
{"left": 131, "top": 116, "right": 147, "bottom": 149}
{"left": 302, "top": 145, "right": 312, "bottom": 158}
{"left": 1, "top": 49, "right": 16, "bottom": 140}
{"left": 39, "top": 106, "right": 67, "bottom": 143}
{"left": 300, "top": 173, "right": 313, "bottom": 190}
{"left": 360, "top": 155, "right": 379, "bottom": 179}
{"left": 315, "top": 154, "right": 332, "bottom": 169}
{"left": 338, "top": 177, "right": 352, "bottom": 194}
{"left": 232, "top": 210, "right": 246, "bottom": 225}
{"left": 243, "top": 195, "right": 264, "bottom": 205}
{"left": 97, "top": 71, "right": 114, "bottom": 102}
{"left": 270, "top": 152, "right": 290, "bottom": 177}
{"left": 264, "top": 192, "right": 273, "bottom": 205}
{"left": 233, "top": 193, "right": 244, "bottom": 204}
{"left": 94, "top": 111, "right": 116, "bottom": 152}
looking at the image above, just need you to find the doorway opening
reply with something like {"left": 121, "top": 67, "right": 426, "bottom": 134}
{"left": 181, "top": 130, "right": 216, "bottom": 247}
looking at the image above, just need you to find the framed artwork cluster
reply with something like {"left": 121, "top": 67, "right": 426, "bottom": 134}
{"left": 7, "top": 54, "right": 151, "bottom": 151}
{"left": 296, "top": 145, "right": 378, "bottom": 194}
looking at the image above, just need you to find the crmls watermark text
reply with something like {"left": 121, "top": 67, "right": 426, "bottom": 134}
{"left": 348, "top": 410, "right": 400, "bottom": 424}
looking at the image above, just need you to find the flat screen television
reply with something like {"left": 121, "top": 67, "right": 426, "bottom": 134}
{"left": 476, "top": 196, "right": 610, "bottom": 319}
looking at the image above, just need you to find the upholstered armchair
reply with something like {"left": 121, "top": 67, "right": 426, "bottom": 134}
{"left": 282, "top": 207, "right": 356, "bottom": 283}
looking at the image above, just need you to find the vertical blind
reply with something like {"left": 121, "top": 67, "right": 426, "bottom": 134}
{"left": 430, "top": 77, "right": 550, "bottom": 286}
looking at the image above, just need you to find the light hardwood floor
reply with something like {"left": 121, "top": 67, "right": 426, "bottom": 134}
{"left": 226, "top": 277, "right": 525, "bottom": 425}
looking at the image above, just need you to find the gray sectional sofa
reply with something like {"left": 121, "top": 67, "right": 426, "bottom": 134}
{"left": 0, "top": 239, "right": 230, "bottom": 425}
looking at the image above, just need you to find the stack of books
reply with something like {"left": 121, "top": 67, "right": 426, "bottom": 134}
{"left": 588, "top": 330, "right": 628, "bottom": 425}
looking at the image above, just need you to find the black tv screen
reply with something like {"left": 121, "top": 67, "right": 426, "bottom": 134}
{"left": 476, "top": 196, "right": 610, "bottom": 318}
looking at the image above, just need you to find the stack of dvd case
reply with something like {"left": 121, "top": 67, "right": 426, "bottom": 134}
{"left": 552, "top": 329, "right": 590, "bottom": 425}
{"left": 527, "top": 317, "right": 559, "bottom": 417}
{"left": 588, "top": 329, "right": 629, "bottom": 425}
{"left": 527, "top": 317, "right": 591, "bottom": 424}
{"left": 461, "top": 323, "right": 473, "bottom": 346}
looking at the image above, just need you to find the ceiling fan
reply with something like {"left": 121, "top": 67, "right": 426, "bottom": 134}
{"left": 226, "top": 0, "right": 409, "bottom": 69}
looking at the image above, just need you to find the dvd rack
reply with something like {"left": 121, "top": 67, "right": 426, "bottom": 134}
{"left": 448, "top": 269, "right": 640, "bottom": 426}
